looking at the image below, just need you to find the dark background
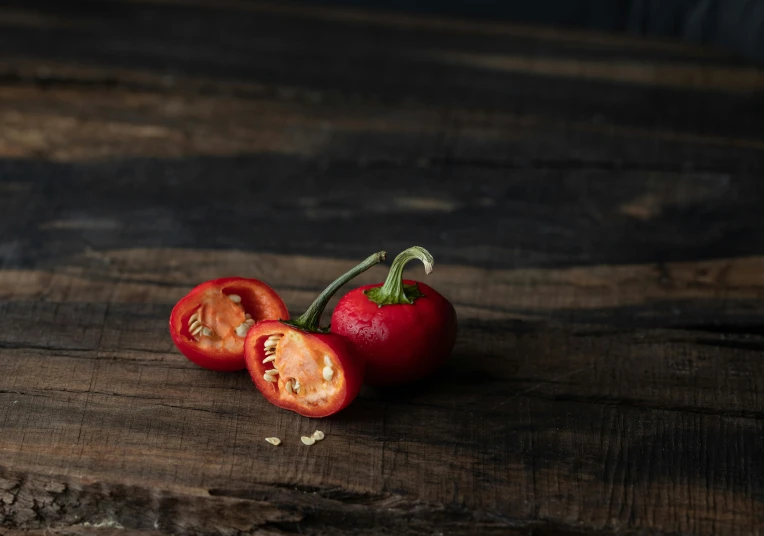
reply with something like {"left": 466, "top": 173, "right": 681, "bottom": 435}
{"left": 303, "top": 0, "right": 764, "bottom": 62}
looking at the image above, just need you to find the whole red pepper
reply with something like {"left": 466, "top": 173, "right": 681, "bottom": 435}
{"left": 244, "top": 251, "right": 386, "bottom": 417}
{"left": 331, "top": 246, "right": 457, "bottom": 386}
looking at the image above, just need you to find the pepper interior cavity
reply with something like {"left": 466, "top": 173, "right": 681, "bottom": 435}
{"left": 258, "top": 332, "right": 343, "bottom": 408}
{"left": 184, "top": 287, "right": 274, "bottom": 352}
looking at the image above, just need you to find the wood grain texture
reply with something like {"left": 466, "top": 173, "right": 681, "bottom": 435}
{"left": 1, "top": 0, "right": 764, "bottom": 535}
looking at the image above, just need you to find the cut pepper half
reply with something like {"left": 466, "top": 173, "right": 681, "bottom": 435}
{"left": 244, "top": 322, "right": 362, "bottom": 417}
{"left": 169, "top": 277, "right": 289, "bottom": 371}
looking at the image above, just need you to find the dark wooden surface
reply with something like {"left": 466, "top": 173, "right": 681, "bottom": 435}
{"left": 2, "top": 1, "right": 764, "bottom": 534}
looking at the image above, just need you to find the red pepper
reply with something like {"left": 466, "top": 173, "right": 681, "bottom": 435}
{"left": 331, "top": 247, "right": 457, "bottom": 386}
{"left": 169, "top": 277, "right": 289, "bottom": 371}
{"left": 244, "top": 251, "right": 386, "bottom": 417}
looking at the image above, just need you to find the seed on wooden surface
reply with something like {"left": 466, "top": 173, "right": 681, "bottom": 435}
{"left": 235, "top": 323, "right": 250, "bottom": 337}
{"left": 322, "top": 366, "right": 334, "bottom": 381}
{"left": 312, "top": 430, "right": 325, "bottom": 441}
{"left": 228, "top": 294, "right": 242, "bottom": 303}
{"left": 301, "top": 436, "right": 316, "bottom": 446}
{"left": 262, "top": 355, "right": 276, "bottom": 364}
{"left": 265, "top": 437, "right": 281, "bottom": 446}
{"left": 201, "top": 327, "right": 212, "bottom": 337}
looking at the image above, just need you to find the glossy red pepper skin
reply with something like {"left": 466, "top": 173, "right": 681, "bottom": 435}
{"left": 332, "top": 279, "right": 457, "bottom": 386}
{"left": 244, "top": 321, "right": 364, "bottom": 418}
{"left": 169, "top": 277, "right": 289, "bottom": 372}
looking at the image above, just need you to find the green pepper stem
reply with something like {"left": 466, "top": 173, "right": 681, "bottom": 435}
{"left": 364, "top": 246, "right": 433, "bottom": 306}
{"left": 287, "top": 251, "right": 386, "bottom": 332}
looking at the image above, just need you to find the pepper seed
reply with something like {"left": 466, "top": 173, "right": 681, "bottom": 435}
{"left": 228, "top": 294, "right": 242, "bottom": 303}
{"left": 263, "top": 373, "right": 276, "bottom": 382}
{"left": 266, "top": 368, "right": 279, "bottom": 375}
{"left": 323, "top": 355, "right": 332, "bottom": 367}
{"left": 201, "top": 327, "right": 213, "bottom": 337}
{"left": 322, "top": 366, "right": 334, "bottom": 381}
{"left": 265, "top": 437, "right": 281, "bottom": 446}
{"left": 235, "top": 323, "right": 250, "bottom": 337}
{"left": 301, "top": 436, "right": 316, "bottom": 446}
{"left": 262, "top": 355, "right": 276, "bottom": 364}
{"left": 312, "top": 430, "right": 325, "bottom": 441}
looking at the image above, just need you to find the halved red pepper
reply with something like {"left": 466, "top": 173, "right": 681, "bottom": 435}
{"left": 169, "top": 277, "right": 289, "bottom": 371}
{"left": 244, "top": 252, "right": 385, "bottom": 417}
{"left": 331, "top": 247, "right": 457, "bottom": 386}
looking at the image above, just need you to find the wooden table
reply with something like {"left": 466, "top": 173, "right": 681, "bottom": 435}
{"left": 2, "top": 1, "right": 764, "bottom": 534}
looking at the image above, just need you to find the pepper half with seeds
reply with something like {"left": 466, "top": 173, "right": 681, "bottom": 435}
{"left": 244, "top": 252, "right": 385, "bottom": 417}
{"left": 169, "top": 277, "right": 289, "bottom": 371}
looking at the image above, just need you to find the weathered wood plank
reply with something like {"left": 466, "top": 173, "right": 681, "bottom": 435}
{"left": 1, "top": 152, "right": 763, "bottom": 270}
{"left": 2, "top": 339, "right": 763, "bottom": 535}
{"left": 0, "top": 0, "right": 761, "bottom": 275}
{"left": 0, "top": 463, "right": 531, "bottom": 536}
{"left": 0, "top": 0, "right": 763, "bottom": 142}
{"left": 2, "top": 348, "right": 763, "bottom": 534}
{"left": 3, "top": 248, "right": 764, "bottom": 319}
{"left": 2, "top": 81, "right": 764, "bottom": 165}
{"left": 1, "top": 251, "right": 764, "bottom": 534}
